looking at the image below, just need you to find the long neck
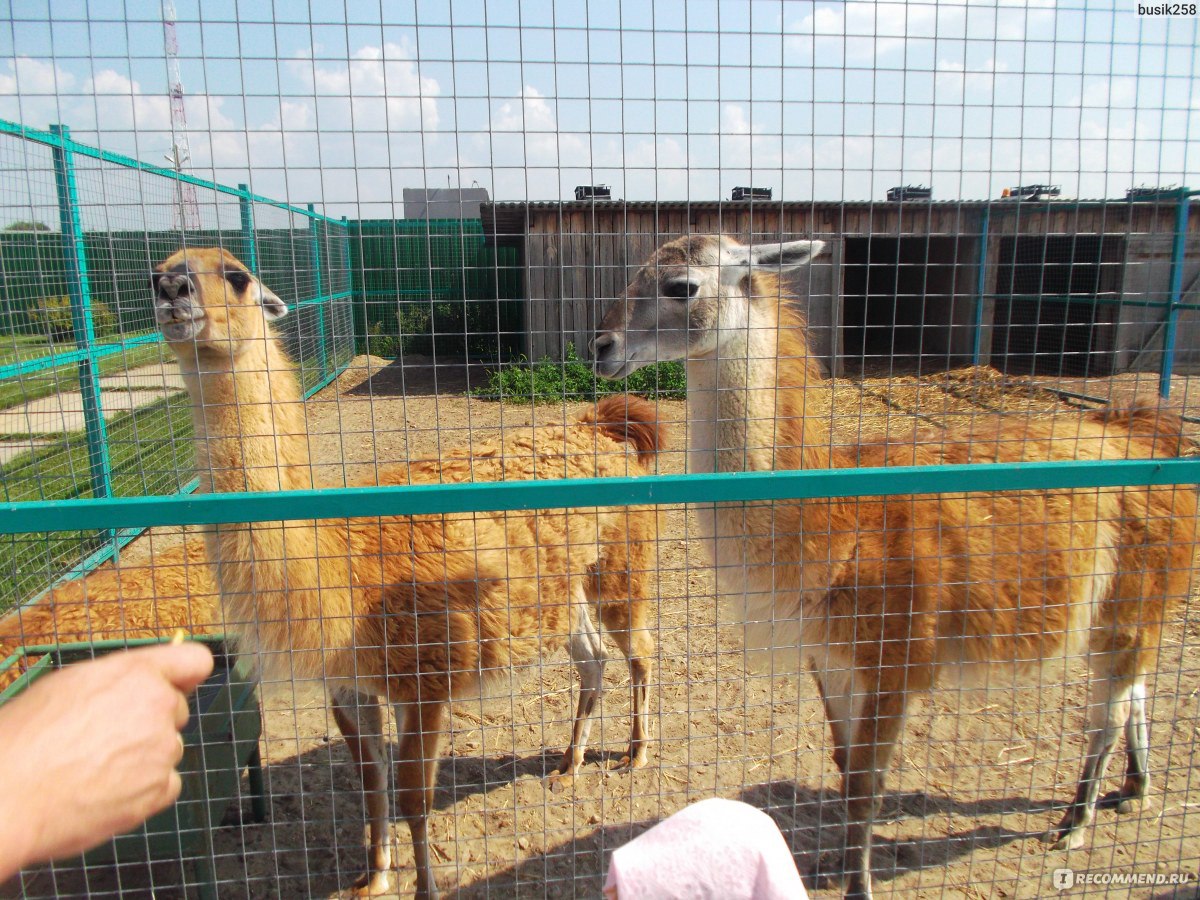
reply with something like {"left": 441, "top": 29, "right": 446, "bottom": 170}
{"left": 182, "top": 338, "right": 313, "bottom": 494}
{"left": 685, "top": 300, "right": 830, "bottom": 474}
{"left": 178, "top": 336, "right": 356, "bottom": 675}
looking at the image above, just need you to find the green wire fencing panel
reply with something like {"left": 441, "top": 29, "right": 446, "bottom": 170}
{"left": 351, "top": 217, "right": 524, "bottom": 362}
{"left": 1, "top": 5, "right": 1199, "bottom": 900}
{"left": 0, "top": 120, "right": 353, "bottom": 614}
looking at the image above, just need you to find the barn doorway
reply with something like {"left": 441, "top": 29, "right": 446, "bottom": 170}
{"left": 841, "top": 236, "right": 974, "bottom": 375}
{"left": 989, "top": 235, "right": 1125, "bottom": 377}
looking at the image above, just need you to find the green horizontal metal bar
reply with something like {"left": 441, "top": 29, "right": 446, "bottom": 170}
{"left": 0, "top": 292, "right": 350, "bottom": 384}
{"left": 0, "top": 331, "right": 162, "bottom": 383}
{"left": 359, "top": 290, "right": 468, "bottom": 298}
{"left": 0, "top": 118, "right": 348, "bottom": 227}
{"left": 0, "top": 457, "right": 1196, "bottom": 535}
{"left": 293, "top": 290, "right": 353, "bottom": 308}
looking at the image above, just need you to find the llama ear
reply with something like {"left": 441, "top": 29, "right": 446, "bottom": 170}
{"left": 255, "top": 283, "right": 289, "bottom": 321}
{"left": 746, "top": 240, "right": 826, "bottom": 270}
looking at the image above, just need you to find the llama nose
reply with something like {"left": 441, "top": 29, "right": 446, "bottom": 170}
{"left": 155, "top": 274, "right": 199, "bottom": 322}
{"left": 591, "top": 332, "right": 614, "bottom": 357}
{"left": 156, "top": 273, "right": 190, "bottom": 300}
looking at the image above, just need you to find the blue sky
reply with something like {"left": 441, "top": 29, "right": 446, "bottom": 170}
{"left": 0, "top": 0, "right": 1196, "bottom": 218}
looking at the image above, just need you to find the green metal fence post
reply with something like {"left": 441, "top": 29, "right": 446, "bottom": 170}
{"left": 238, "top": 184, "right": 258, "bottom": 275}
{"left": 308, "top": 203, "right": 328, "bottom": 375}
{"left": 50, "top": 124, "right": 114, "bottom": 528}
{"left": 341, "top": 215, "right": 355, "bottom": 353}
{"left": 971, "top": 205, "right": 991, "bottom": 366}
{"left": 1159, "top": 187, "right": 1191, "bottom": 399}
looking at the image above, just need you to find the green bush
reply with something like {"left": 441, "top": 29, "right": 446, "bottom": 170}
{"left": 472, "top": 343, "right": 686, "bottom": 403}
{"left": 366, "top": 322, "right": 402, "bottom": 358}
{"left": 27, "top": 295, "right": 117, "bottom": 343}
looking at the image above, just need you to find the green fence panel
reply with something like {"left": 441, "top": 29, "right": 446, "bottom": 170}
{"left": 350, "top": 218, "right": 523, "bottom": 361}
{"left": 0, "top": 119, "right": 354, "bottom": 613}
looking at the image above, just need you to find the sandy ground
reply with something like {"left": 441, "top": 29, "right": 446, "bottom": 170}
{"left": 10, "top": 356, "right": 1200, "bottom": 899}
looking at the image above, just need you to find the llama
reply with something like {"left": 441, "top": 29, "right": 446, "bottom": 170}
{"left": 0, "top": 538, "right": 219, "bottom": 690}
{"left": 592, "top": 234, "right": 1197, "bottom": 899}
{"left": 154, "top": 247, "right": 662, "bottom": 898}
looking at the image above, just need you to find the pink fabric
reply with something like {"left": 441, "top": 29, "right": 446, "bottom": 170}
{"left": 603, "top": 798, "right": 807, "bottom": 900}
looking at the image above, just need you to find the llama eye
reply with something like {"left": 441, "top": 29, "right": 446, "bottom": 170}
{"left": 225, "top": 270, "right": 250, "bottom": 292}
{"left": 662, "top": 280, "right": 698, "bottom": 300}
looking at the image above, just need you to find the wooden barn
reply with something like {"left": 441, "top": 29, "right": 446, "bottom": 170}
{"left": 481, "top": 197, "right": 1200, "bottom": 380}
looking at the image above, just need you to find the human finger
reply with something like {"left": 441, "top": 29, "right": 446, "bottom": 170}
{"left": 129, "top": 642, "right": 215, "bottom": 693}
{"left": 174, "top": 690, "right": 191, "bottom": 731}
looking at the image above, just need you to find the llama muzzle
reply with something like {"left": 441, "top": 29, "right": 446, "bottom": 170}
{"left": 154, "top": 271, "right": 205, "bottom": 340}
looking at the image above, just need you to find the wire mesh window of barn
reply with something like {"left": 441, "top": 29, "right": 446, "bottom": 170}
{"left": 0, "top": 3, "right": 1197, "bottom": 900}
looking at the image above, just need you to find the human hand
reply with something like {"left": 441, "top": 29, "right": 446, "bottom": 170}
{"left": 0, "top": 641, "right": 214, "bottom": 880}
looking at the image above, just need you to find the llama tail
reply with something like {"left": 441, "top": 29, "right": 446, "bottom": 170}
{"left": 1086, "top": 398, "right": 1199, "bottom": 458}
{"left": 578, "top": 394, "right": 665, "bottom": 466}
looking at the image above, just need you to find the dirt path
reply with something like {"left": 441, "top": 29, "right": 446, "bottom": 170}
{"left": 0, "top": 364, "right": 186, "bottom": 437}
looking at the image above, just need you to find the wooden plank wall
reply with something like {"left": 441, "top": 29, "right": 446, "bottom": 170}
{"left": 519, "top": 201, "right": 1196, "bottom": 363}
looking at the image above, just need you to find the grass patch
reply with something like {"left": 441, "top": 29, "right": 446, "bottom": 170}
{"left": 0, "top": 334, "right": 56, "bottom": 367}
{"left": 0, "top": 339, "right": 169, "bottom": 411}
{"left": 471, "top": 343, "right": 687, "bottom": 404}
{"left": 0, "top": 395, "right": 194, "bottom": 613}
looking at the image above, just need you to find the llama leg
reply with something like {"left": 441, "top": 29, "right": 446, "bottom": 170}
{"left": 814, "top": 666, "right": 854, "bottom": 778}
{"left": 394, "top": 701, "right": 447, "bottom": 900}
{"left": 330, "top": 689, "right": 393, "bottom": 897}
{"left": 1116, "top": 676, "right": 1150, "bottom": 813}
{"left": 598, "top": 595, "right": 654, "bottom": 771}
{"left": 842, "top": 689, "right": 908, "bottom": 900}
{"left": 551, "top": 580, "right": 607, "bottom": 789}
{"left": 1051, "top": 675, "right": 1134, "bottom": 851}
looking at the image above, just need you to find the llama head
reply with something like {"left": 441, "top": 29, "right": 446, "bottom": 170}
{"left": 152, "top": 248, "right": 288, "bottom": 357}
{"left": 592, "top": 235, "right": 825, "bottom": 379}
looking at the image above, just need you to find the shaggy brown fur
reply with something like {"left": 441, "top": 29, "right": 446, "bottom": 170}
{"left": 0, "top": 539, "right": 219, "bottom": 690}
{"left": 154, "top": 248, "right": 663, "bottom": 899}
{"left": 596, "top": 234, "right": 1198, "bottom": 900}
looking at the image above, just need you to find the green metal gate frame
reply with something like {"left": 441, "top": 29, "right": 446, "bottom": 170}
{"left": 0, "top": 118, "right": 354, "bottom": 598}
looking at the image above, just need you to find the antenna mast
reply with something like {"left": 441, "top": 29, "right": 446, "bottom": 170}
{"left": 163, "top": 0, "right": 200, "bottom": 230}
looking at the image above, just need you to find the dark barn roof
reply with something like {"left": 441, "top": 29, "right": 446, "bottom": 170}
{"left": 482, "top": 197, "right": 1197, "bottom": 245}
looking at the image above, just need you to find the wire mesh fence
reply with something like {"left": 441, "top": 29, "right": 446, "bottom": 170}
{"left": 0, "top": 122, "right": 353, "bottom": 612}
{"left": 0, "top": 2, "right": 1198, "bottom": 899}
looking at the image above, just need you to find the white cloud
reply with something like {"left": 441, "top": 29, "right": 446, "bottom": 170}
{"left": 286, "top": 43, "right": 439, "bottom": 133}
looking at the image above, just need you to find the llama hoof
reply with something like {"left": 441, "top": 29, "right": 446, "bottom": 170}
{"left": 1101, "top": 787, "right": 1147, "bottom": 815}
{"left": 347, "top": 868, "right": 394, "bottom": 897}
{"left": 611, "top": 752, "right": 648, "bottom": 773}
{"left": 546, "top": 770, "right": 577, "bottom": 794}
{"left": 1047, "top": 826, "right": 1086, "bottom": 852}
